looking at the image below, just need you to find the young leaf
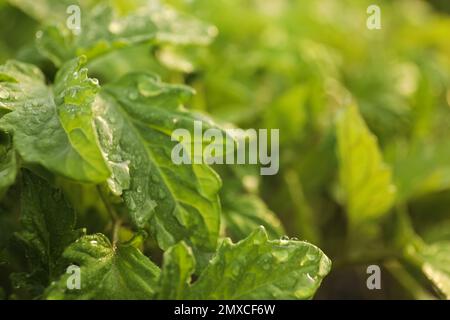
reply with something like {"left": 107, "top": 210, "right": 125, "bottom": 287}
{"left": 185, "top": 227, "right": 331, "bottom": 300}
{"left": 157, "top": 241, "right": 195, "bottom": 300}
{"left": 16, "top": 170, "right": 82, "bottom": 284}
{"left": 45, "top": 233, "right": 161, "bottom": 300}
{"left": 393, "top": 140, "right": 450, "bottom": 201}
{"left": 94, "top": 73, "right": 221, "bottom": 253}
{"left": 336, "top": 105, "right": 396, "bottom": 225}
{"left": 0, "top": 58, "right": 110, "bottom": 182}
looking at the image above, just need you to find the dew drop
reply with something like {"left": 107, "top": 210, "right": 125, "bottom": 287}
{"left": 89, "top": 78, "right": 99, "bottom": 86}
{"left": 128, "top": 91, "right": 138, "bottom": 100}
{"left": 79, "top": 68, "right": 88, "bottom": 79}
{"left": 271, "top": 250, "right": 289, "bottom": 263}
{"left": 306, "top": 273, "right": 316, "bottom": 283}
{"left": 138, "top": 79, "right": 163, "bottom": 97}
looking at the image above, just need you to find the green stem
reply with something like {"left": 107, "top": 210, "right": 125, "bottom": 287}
{"left": 112, "top": 219, "right": 122, "bottom": 246}
{"left": 96, "top": 185, "right": 121, "bottom": 245}
{"left": 284, "top": 170, "right": 320, "bottom": 244}
{"left": 385, "top": 259, "right": 435, "bottom": 300}
{"left": 97, "top": 185, "right": 118, "bottom": 222}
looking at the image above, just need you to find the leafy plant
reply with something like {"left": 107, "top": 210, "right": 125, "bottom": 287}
{"left": 0, "top": 0, "right": 330, "bottom": 300}
{"left": 1, "top": 0, "right": 450, "bottom": 300}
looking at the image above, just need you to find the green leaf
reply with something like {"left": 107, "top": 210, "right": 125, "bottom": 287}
{"left": 157, "top": 241, "right": 195, "bottom": 300}
{"left": 0, "top": 58, "right": 110, "bottom": 182}
{"left": 0, "top": 59, "right": 47, "bottom": 114}
{"left": 35, "top": 1, "right": 217, "bottom": 65}
{"left": 8, "top": 0, "right": 80, "bottom": 22}
{"left": 16, "top": 170, "right": 81, "bottom": 284}
{"left": 407, "top": 241, "right": 450, "bottom": 299}
{"left": 222, "top": 193, "right": 284, "bottom": 241}
{"left": 93, "top": 72, "right": 221, "bottom": 253}
{"left": 45, "top": 233, "right": 160, "bottom": 300}
{"left": 219, "top": 166, "right": 284, "bottom": 241}
{"left": 393, "top": 140, "right": 450, "bottom": 201}
{"left": 187, "top": 227, "right": 331, "bottom": 299}
{"left": 336, "top": 105, "right": 396, "bottom": 225}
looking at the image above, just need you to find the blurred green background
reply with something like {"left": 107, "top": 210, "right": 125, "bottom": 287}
{"left": 1, "top": 0, "right": 450, "bottom": 299}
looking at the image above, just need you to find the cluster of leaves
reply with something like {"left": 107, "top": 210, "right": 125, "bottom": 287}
{"left": 1, "top": 0, "right": 450, "bottom": 300}
{"left": 0, "top": 0, "right": 331, "bottom": 299}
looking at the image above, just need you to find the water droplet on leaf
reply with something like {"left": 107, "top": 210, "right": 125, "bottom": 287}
{"left": 128, "top": 91, "right": 138, "bottom": 100}
{"left": 271, "top": 250, "right": 289, "bottom": 262}
{"left": 138, "top": 78, "right": 163, "bottom": 97}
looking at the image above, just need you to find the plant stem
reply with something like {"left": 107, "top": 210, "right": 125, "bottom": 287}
{"left": 384, "top": 259, "right": 435, "bottom": 300}
{"left": 97, "top": 185, "right": 121, "bottom": 245}
{"left": 112, "top": 219, "right": 122, "bottom": 246}
{"left": 97, "top": 185, "right": 119, "bottom": 222}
